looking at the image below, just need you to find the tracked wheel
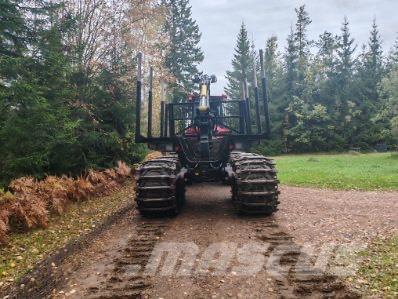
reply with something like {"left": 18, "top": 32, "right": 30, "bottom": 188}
{"left": 229, "top": 151, "right": 280, "bottom": 215}
{"left": 135, "top": 155, "right": 185, "bottom": 217}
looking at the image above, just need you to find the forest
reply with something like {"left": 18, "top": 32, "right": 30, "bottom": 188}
{"left": 1, "top": 0, "right": 397, "bottom": 186}
{"left": 0, "top": 0, "right": 172, "bottom": 186}
{"left": 226, "top": 6, "right": 398, "bottom": 155}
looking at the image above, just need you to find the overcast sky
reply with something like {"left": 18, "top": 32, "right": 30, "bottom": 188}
{"left": 190, "top": 0, "right": 398, "bottom": 94}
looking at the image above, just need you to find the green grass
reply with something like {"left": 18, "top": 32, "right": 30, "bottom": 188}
{"left": 274, "top": 152, "right": 398, "bottom": 190}
{"left": 353, "top": 236, "right": 398, "bottom": 297}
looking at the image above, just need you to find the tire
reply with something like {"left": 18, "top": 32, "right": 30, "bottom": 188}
{"left": 229, "top": 151, "right": 280, "bottom": 215}
{"left": 135, "top": 155, "right": 185, "bottom": 217}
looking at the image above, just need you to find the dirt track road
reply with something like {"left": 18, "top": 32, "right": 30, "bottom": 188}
{"left": 7, "top": 183, "right": 398, "bottom": 298}
{"left": 35, "top": 183, "right": 395, "bottom": 299}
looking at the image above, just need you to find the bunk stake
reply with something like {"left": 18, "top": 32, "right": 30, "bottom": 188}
{"left": 244, "top": 78, "right": 252, "bottom": 134}
{"left": 147, "top": 67, "right": 153, "bottom": 138}
{"left": 253, "top": 62, "right": 262, "bottom": 134}
{"left": 135, "top": 53, "right": 143, "bottom": 143}
{"left": 160, "top": 101, "right": 165, "bottom": 137}
{"left": 260, "top": 49, "right": 271, "bottom": 136}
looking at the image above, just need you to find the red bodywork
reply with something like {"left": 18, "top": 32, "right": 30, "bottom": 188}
{"left": 185, "top": 94, "right": 231, "bottom": 137}
{"left": 185, "top": 125, "right": 230, "bottom": 137}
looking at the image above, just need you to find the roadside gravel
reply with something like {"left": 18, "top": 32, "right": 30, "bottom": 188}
{"left": 276, "top": 186, "right": 398, "bottom": 246}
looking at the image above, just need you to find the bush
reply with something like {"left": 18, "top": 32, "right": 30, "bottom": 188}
{"left": 0, "top": 161, "right": 133, "bottom": 245}
{"left": 0, "top": 189, "right": 15, "bottom": 244}
{"left": 253, "top": 139, "right": 284, "bottom": 156}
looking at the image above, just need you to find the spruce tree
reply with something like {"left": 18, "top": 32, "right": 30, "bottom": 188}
{"left": 380, "top": 67, "right": 398, "bottom": 143}
{"left": 316, "top": 31, "right": 337, "bottom": 78}
{"left": 336, "top": 17, "right": 356, "bottom": 85}
{"left": 225, "top": 23, "right": 252, "bottom": 100}
{"left": 333, "top": 17, "right": 356, "bottom": 147}
{"left": 294, "top": 5, "right": 312, "bottom": 58}
{"left": 387, "top": 35, "right": 398, "bottom": 69}
{"left": 367, "top": 20, "right": 383, "bottom": 75}
{"left": 284, "top": 5, "right": 312, "bottom": 100}
{"left": 335, "top": 17, "right": 356, "bottom": 136}
{"left": 0, "top": 0, "right": 25, "bottom": 57}
{"left": 315, "top": 31, "right": 338, "bottom": 110}
{"left": 263, "top": 36, "right": 286, "bottom": 152}
{"left": 265, "top": 36, "right": 282, "bottom": 97}
{"left": 284, "top": 27, "right": 298, "bottom": 98}
{"left": 0, "top": 4, "right": 79, "bottom": 183}
{"left": 163, "top": 0, "right": 204, "bottom": 100}
{"left": 0, "top": 0, "right": 28, "bottom": 87}
{"left": 360, "top": 20, "right": 383, "bottom": 101}
{"left": 250, "top": 38, "right": 258, "bottom": 84}
{"left": 294, "top": 5, "right": 312, "bottom": 96}
{"left": 353, "top": 20, "right": 385, "bottom": 147}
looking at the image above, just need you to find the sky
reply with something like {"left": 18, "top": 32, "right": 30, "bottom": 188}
{"left": 190, "top": 0, "right": 398, "bottom": 94}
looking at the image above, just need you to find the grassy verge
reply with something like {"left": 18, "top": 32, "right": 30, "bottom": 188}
{"left": 0, "top": 181, "right": 135, "bottom": 290}
{"left": 274, "top": 152, "right": 398, "bottom": 190}
{"left": 352, "top": 236, "right": 398, "bottom": 297}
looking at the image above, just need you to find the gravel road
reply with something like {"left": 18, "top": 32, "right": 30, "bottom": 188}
{"left": 10, "top": 183, "right": 398, "bottom": 298}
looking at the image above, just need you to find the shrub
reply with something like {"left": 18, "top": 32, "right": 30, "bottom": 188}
{"left": 37, "top": 176, "right": 71, "bottom": 215}
{"left": 8, "top": 177, "right": 49, "bottom": 231}
{"left": 0, "top": 161, "right": 133, "bottom": 245}
{"left": 0, "top": 190, "right": 15, "bottom": 244}
{"left": 0, "top": 208, "right": 10, "bottom": 245}
{"left": 253, "top": 139, "right": 284, "bottom": 156}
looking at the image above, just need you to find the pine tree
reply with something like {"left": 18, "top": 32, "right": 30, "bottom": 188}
{"left": 163, "top": 0, "right": 204, "bottom": 100}
{"left": 225, "top": 23, "right": 252, "bottom": 100}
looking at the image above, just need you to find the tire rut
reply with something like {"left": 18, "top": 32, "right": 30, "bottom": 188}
{"left": 252, "top": 218, "right": 360, "bottom": 298}
{"left": 86, "top": 220, "right": 168, "bottom": 299}
{"left": 50, "top": 185, "right": 363, "bottom": 299}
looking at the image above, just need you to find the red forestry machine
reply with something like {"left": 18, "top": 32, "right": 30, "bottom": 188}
{"left": 134, "top": 50, "right": 280, "bottom": 217}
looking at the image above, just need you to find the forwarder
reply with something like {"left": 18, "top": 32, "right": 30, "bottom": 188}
{"left": 134, "top": 50, "right": 280, "bottom": 217}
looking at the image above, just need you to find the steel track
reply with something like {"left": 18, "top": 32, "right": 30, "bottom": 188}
{"left": 229, "top": 151, "right": 280, "bottom": 214}
{"left": 135, "top": 155, "right": 185, "bottom": 216}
